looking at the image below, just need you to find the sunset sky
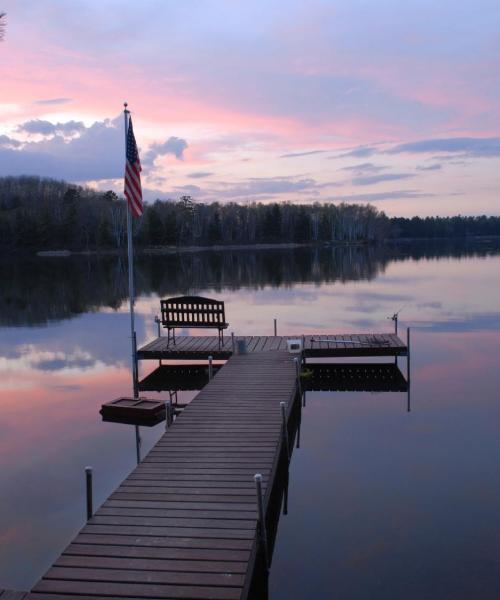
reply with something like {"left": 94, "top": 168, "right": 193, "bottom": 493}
{"left": 1, "top": 0, "right": 499, "bottom": 216}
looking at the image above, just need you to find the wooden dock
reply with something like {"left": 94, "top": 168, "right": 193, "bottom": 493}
{"left": 138, "top": 333, "right": 407, "bottom": 361}
{"left": 29, "top": 351, "right": 298, "bottom": 600}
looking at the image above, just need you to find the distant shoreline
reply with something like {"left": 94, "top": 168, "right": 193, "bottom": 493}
{"left": 32, "top": 235, "right": 500, "bottom": 258}
{"left": 35, "top": 240, "right": 370, "bottom": 257}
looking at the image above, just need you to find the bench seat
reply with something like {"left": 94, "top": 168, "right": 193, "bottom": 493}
{"left": 160, "top": 296, "right": 228, "bottom": 347}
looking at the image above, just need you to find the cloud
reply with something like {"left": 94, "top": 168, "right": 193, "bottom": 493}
{"left": 18, "top": 119, "right": 85, "bottom": 136}
{"left": 143, "top": 136, "right": 188, "bottom": 166}
{"left": 280, "top": 149, "right": 328, "bottom": 159}
{"left": 187, "top": 171, "right": 213, "bottom": 179}
{"left": 163, "top": 175, "right": 327, "bottom": 203}
{"left": 0, "top": 117, "right": 124, "bottom": 181}
{"left": 341, "top": 162, "right": 387, "bottom": 173}
{"left": 351, "top": 173, "right": 414, "bottom": 186}
{"left": 337, "top": 146, "right": 378, "bottom": 159}
{"left": 0, "top": 135, "right": 21, "bottom": 148}
{"left": 387, "top": 137, "right": 500, "bottom": 158}
{"left": 216, "top": 176, "right": 320, "bottom": 199}
{"left": 34, "top": 98, "right": 72, "bottom": 106}
{"left": 331, "top": 189, "right": 432, "bottom": 203}
{"left": 416, "top": 163, "right": 442, "bottom": 171}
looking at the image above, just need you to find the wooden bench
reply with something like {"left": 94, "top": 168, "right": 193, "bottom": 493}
{"left": 160, "top": 295, "right": 229, "bottom": 347}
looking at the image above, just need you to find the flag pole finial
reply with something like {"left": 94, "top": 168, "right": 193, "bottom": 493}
{"left": 124, "top": 101, "right": 129, "bottom": 113}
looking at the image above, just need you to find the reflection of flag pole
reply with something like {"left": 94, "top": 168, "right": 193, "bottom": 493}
{"left": 123, "top": 102, "right": 142, "bottom": 399}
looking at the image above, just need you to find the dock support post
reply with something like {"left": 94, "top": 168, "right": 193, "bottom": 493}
{"left": 135, "top": 425, "right": 141, "bottom": 465}
{"left": 274, "top": 318, "right": 277, "bottom": 336}
{"left": 294, "top": 357, "right": 302, "bottom": 400}
{"left": 231, "top": 332, "right": 235, "bottom": 354}
{"left": 254, "top": 474, "right": 269, "bottom": 570}
{"left": 394, "top": 313, "right": 398, "bottom": 336}
{"left": 280, "top": 401, "right": 290, "bottom": 461}
{"left": 132, "top": 331, "right": 139, "bottom": 398}
{"left": 165, "top": 400, "right": 173, "bottom": 428}
{"left": 154, "top": 316, "right": 162, "bottom": 366}
{"left": 283, "top": 471, "right": 289, "bottom": 516}
{"left": 85, "top": 466, "right": 93, "bottom": 520}
{"left": 407, "top": 327, "right": 411, "bottom": 386}
{"left": 208, "top": 355, "right": 213, "bottom": 380}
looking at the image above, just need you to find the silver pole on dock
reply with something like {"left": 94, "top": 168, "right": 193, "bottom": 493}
{"left": 85, "top": 466, "right": 93, "bottom": 520}
{"left": 231, "top": 332, "right": 235, "bottom": 354}
{"left": 274, "top": 318, "right": 277, "bottom": 336}
{"left": 280, "top": 401, "right": 290, "bottom": 461}
{"left": 132, "top": 331, "right": 139, "bottom": 397}
{"left": 208, "top": 355, "right": 213, "bottom": 380}
{"left": 407, "top": 327, "right": 411, "bottom": 386}
{"left": 294, "top": 357, "right": 302, "bottom": 399}
{"left": 254, "top": 474, "right": 269, "bottom": 570}
{"left": 165, "top": 400, "right": 171, "bottom": 428}
{"left": 135, "top": 425, "right": 141, "bottom": 464}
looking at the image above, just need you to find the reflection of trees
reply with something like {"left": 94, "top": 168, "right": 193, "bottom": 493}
{"left": 1, "top": 240, "right": 499, "bottom": 326}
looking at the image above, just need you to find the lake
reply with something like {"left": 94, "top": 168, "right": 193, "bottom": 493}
{"left": 1, "top": 240, "right": 500, "bottom": 598}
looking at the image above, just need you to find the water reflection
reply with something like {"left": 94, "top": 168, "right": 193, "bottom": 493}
{"left": 1, "top": 242, "right": 500, "bottom": 594}
{"left": 2, "top": 239, "right": 499, "bottom": 327}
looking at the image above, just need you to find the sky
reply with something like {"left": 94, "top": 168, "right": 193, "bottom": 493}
{"left": 1, "top": 0, "right": 499, "bottom": 217}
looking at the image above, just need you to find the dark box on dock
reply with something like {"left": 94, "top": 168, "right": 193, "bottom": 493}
{"left": 100, "top": 397, "right": 166, "bottom": 425}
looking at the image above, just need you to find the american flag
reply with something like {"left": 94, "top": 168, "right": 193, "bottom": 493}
{"left": 124, "top": 116, "right": 143, "bottom": 218}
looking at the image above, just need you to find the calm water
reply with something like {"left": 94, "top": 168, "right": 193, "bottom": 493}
{"left": 1, "top": 241, "right": 500, "bottom": 597}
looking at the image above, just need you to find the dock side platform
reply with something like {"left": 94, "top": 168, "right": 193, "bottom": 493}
{"left": 138, "top": 333, "right": 407, "bottom": 361}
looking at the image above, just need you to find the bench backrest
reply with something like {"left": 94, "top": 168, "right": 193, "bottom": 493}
{"left": 160, "top": 296, "right": 227, "bottom": 328}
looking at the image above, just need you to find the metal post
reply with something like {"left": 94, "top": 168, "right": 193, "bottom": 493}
{"left": 274, "top": 318, "right": 277, "bottom": 336}
{"left": 133, "top": 331, "right": 139, "bottom": 398}
{"left": 254, "top": 474, "right": 269, "bottom": 570}
{"left": 280, "top": 401, "right": 290, "bottom": 461}
{"left": 135, "top": 425, "right": 141, "bottom": 465}
{"left": 155, "top": 315, "right": 161, "bottom": 337}
{"left": 165, "top": 401, "right": 170, "bottom": 429}
{"left": 394, "top": 313, "right": 398, "bottom": 335}
{"left": 294, "top": 357, "right": 302, "bottom": 398}
{"left": 85, "top": 466, "right": 93, "bottom": 520}
{"left": 283, "top": 471, "right": 289, "bottom": 516}
{"left": 231, "top": 332, "right": 235, "bottom": 354}
{"left": 407, "top": 327, "right": 411, "bottom": 386}
{"left": 208, "top": 355, "right": 213, "bottom": 380}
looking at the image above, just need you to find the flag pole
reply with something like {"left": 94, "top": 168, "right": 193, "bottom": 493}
{"left": 124, "top": 102, "right": 139, "bottom": 399}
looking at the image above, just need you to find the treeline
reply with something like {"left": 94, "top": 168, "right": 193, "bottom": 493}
{"left": 0, "top": 176, "right": 499, "bottom": 251}
{"left": 390, "top": 216, "right": 500, "bottom": 238}
{"left": 0, "top": 176, "right": 388, "bottom": 250}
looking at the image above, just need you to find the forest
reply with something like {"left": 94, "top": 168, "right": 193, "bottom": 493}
{"left": 0, "top": 176, "right": 499, "bottom": 252}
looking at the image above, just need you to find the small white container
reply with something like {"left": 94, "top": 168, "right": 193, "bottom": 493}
{"left": 286, "top": 338, "right": 303, "bottom": 354}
